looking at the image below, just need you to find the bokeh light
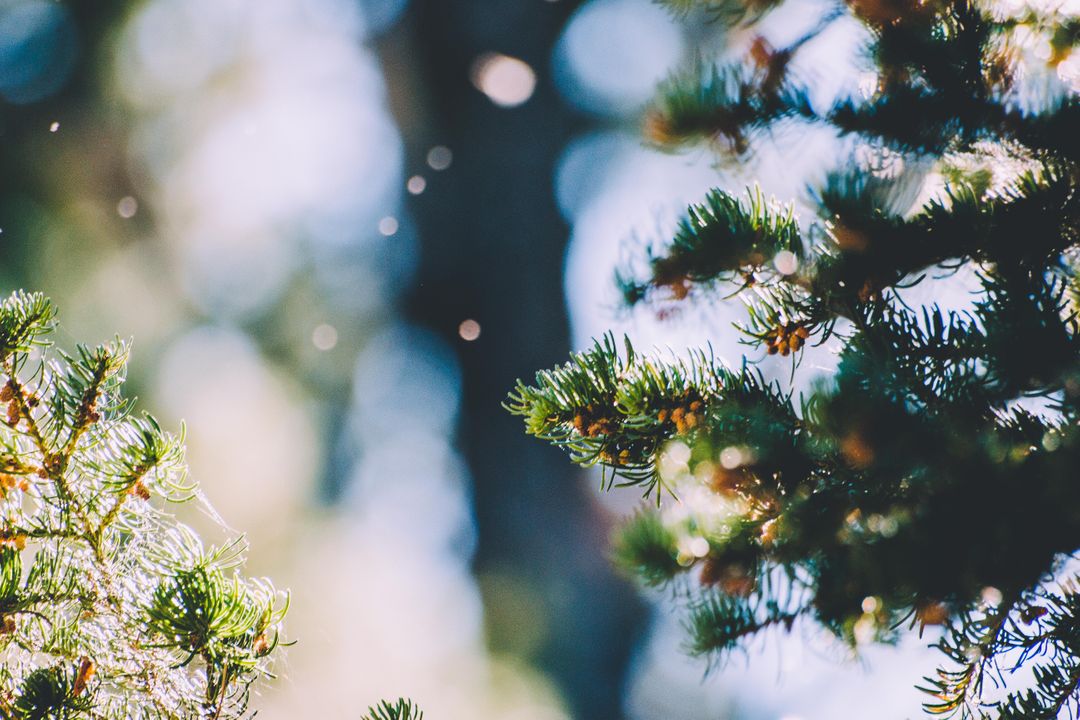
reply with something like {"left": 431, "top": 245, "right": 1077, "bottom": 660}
{"left": 458, "top": 318, "right": 481, "bottom": 341}
{"left": 312, "top": 323, "right": 339, "bottom": 350}
{"left": 427, "top": 145, "right": 453, "bottom": 171}
{"left": 379, "top": 216, "right": 400, "bottom": 236}
{"left": 408, "top": 174, "right": 428, "bottom": 194}
{"left": 116, "top": 196, "right": 138, "bottom": 218}
{"left": 471, "top": 52, "right": 537, "bottom": 108}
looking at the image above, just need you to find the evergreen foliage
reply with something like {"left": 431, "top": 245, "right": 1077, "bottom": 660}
{"left": 362, "top": 698, "right": 424, "bottom": 720}
{"left": 510, "top": 1, "right": 1080, "bottom": 717}
{"left": 0, "top": 290, "right": 287, "bottom": 718}
{"left": 0, "top": 291, "right": 420, "bottom": 718}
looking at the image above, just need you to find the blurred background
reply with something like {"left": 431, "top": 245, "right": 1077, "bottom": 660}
{"left": 0, "top": 0, "right": 1007, "bottom": 717}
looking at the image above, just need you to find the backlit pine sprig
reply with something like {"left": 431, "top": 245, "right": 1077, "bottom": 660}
{"left": 0, "top": 290, "right": 288, "bottom": 719}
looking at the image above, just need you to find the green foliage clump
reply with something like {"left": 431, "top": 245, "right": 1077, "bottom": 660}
{"left": 0, "top": 290, "right": 286, "bottom": 719}
{"left": 512, "top": 1, "right": 1080, "bottom": 717}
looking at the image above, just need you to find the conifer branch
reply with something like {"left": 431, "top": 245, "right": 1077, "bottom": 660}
{"left": 686, "top": 591, "right": 805, "bottom": 661}
{"left": 363, "top": 698, "right": 424, "bottom": 720}
{"left": 512, "top": 1, "right": 1080, "bottom": 716}
{"left": 920, "top": 592, "right": 1024, "bottom": 717}
{"left": 506, "top": 334, "right": 800, "bottom": 497}
{"left": 646, "top": 4, "right": 1080, "bottom": 163}
{"left": 645, "top": 61, "right": 815, "bottom": 153}
{"left": 0, "top": 291, "right": 290, "bottom": 719}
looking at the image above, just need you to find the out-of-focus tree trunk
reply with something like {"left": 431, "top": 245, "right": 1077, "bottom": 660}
{"left": 392, "top": 3, "right": 647, "bottom": 718}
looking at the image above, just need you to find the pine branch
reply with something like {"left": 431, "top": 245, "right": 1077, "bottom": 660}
{"left": 505, "top": 333, "right": 799, "bottom": 496}
{"left": 924, "top": 581, "right": 1080, "bottom": 719}
{"left": 920, "top": 592, "right": 1024, "bottom": 718}
{"left": 0, "top": 291, "right": 288, "bottom": 720}
{"left": 645, "top": 61, "right": 815, "bottom": 154}
{"left": 363, "top": 698, "right": 424, "bottom": 720}
{"left": 612, "top": 510, "right": 683, "bottom": 587}
{"left": 617, "top": 186, "right": 802, "bottom": 306}
{"left": 512, "top": 0, "right": 1080, "bottom": 714}
{"left": 976, "top": 264, "right": 1080, "bottom": 396}
{"left": 628, "top": 164, "right": 1076, "bottom": 305}
{"left": 686, "top": 590, "right": 803, "bottom": 662}
{"left": 0, "top": 292, "right": 55, "bottom": 362}
{"left": 621, "top": 164, "right": 1078, "bottom": 385}
{"left": 995, "top": 582, "right": 1080, "bottom": 719}
{"left": 645, "top": 5, "right": 1080, "bottom": 164}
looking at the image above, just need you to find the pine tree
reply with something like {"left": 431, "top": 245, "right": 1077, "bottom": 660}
{"left": 0, "top": 290, "right": 420, "bottom": 719}
{"left": 509, "top": 2, "right": 1080, "bottom": 717}
{"left": 0, "top": 290, "right": 288, "bottom": 718}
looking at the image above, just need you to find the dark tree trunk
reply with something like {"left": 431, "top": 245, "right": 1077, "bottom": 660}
{"left": 391, "top": 3, "right": 647, "bottom": 718}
